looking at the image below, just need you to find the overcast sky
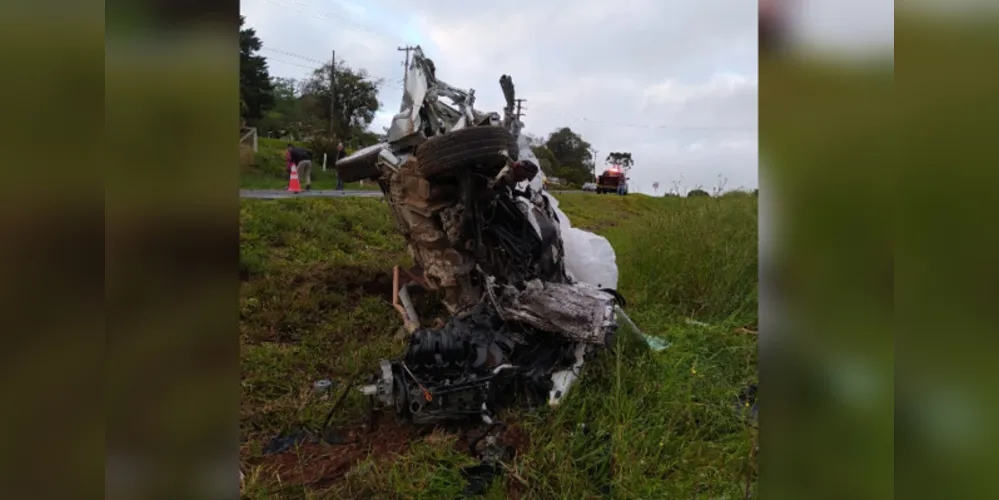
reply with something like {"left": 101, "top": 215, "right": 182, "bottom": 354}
{"left": 240, "top": 0, "right": 887, "bottom": 194}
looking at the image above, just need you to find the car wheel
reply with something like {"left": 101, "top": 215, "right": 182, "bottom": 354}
{"left": 416, "top": 125, "right": 520, "bottom": 177}
{"left": 414, "top": 126, "right": 519, "bottom": 178}
{"left": 335, "top": 147, "right": 383, "bottom": 182}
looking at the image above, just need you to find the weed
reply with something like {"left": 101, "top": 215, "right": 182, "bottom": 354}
{"left": 240, "top": 193, "right": 758, "bottom": 498}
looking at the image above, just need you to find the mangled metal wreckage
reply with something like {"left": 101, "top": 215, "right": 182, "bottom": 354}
{"left": 336, "top": 47, "right": 622, "bottom": 426}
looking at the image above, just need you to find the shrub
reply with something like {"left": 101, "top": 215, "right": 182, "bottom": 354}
{"left": 687, "top": 188, "right": 710, "bottom": 198}
{"left": 307, "top": 134, "right": 340, "bottom": 165}
{"left": 239, "top": 145, "right": 255, "bottom": 172}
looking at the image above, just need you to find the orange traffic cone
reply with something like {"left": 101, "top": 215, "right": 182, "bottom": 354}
{"left": 286, "top": 163, "right": 302, "bottom": 193}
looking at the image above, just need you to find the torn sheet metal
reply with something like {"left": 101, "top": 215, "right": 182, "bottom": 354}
{"left": 496, "top": 280, "right": 616, "bottom": 346}
{"left": 353, "top": 45, "right": 625, "bottom": 426}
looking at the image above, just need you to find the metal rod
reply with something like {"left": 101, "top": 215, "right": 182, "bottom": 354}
{"left": 399, "top": 283, "right": 420, "bottom": 329}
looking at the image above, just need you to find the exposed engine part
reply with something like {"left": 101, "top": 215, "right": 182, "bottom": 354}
{"left": 350, "top": 45, "right": 619, "bottom": 427}
{"left": 361, "top": 285, "right": 616, "bottom": 424}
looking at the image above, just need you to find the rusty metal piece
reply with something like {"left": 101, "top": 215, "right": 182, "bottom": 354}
{"left": 392, "top": 266, "right": 405, "bottom": 317}
{"left": 402, "top": 265, "right": 432, "bottom": 291}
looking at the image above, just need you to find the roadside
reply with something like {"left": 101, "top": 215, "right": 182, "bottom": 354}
{"left": 242, "top": 167, "right": 382, "bottom": 192}
{"left": 240, "top": 189, "right": 384, "bottom": 199}
{"left": 241, "top": 137, "right": 383, "bottom": 192}
{"left": 239, "top": 187, "right": 587, "bottom": 198}
{"left": 239, "top": 193, "right": 758, "bottom": 498}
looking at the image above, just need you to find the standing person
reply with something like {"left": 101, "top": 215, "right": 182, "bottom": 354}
{"left": 334, "top": 142, "right": 348, "bottom": 190}
{"left": 287, "top": 143, "right": 314, "bottom": 190}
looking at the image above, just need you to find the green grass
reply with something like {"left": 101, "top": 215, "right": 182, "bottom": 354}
{"left": 240, "top": 193, "right": 758, "bottom": 498}
{"left": 241, "top": 137, "right": 381, "bottom": 191}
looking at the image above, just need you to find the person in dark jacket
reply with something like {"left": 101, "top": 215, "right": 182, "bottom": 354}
{"left": 287, "top": 144, "right": 314, "bottom": 190}
{"left": 334, "top": 142, "right": 348, "bottom": 190}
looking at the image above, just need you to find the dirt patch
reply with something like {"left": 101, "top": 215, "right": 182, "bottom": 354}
{"left": 297, "top": 263, "right": 395, "bottom": 299}
{"left": 498, "top": 423, "right": 531, "bottom": 456}
{"left": 252, "top": 417, "right": 413, "bottom": 490}
{"left": 447, "top": 419, "right": 531, "bottom": 458}
{"left": 507, "top": 469, "right": 529, "bottom": 500}
{"left": 573, "top": 219, "right": 620, "bottom": 233}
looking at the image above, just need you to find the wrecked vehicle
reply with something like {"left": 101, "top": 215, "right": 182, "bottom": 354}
{"left": 336, "top": 46, "right": 622, "bottom": 426}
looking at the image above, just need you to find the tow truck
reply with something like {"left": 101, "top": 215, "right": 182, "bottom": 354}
{"left": 596, "top": 165, "right": 628, "bottom": 195}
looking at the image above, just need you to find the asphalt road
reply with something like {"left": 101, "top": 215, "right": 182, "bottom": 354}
{"left": 241, "top": 189, "right": 585, "bottom": 199}
{"left": 240, "top": 189, "right": 385, "bottom": 199}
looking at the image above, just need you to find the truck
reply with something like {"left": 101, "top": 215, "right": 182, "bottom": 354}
{"left": 596, "top": 166, "right": 628, "bottom": 195}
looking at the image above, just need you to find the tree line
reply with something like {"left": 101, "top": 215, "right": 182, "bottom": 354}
{"left": 240, "top": 17, "right": 632, "bottom": 184}
{"left": 240, "top": 16, "right": 382, "bottom": 151}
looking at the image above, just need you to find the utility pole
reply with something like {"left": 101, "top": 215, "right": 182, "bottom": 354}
{"left": 397, "top": 46, "right": 416, "bottom": 87}
{"left": 514, "top": 98, "right": 526, "bottom": 121}
{"left": 329, "top": 49, "right": 336, "bottom": 137}
{"left": 590, "top": 148, "right": 599, "bottom": 181}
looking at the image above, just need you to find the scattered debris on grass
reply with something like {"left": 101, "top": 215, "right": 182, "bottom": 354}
{"left": 685, "top": 318, "right": 712, "bottom": 327}
{"left": 330, "top": 45, "right": 644, "bottom": 491}
{"left": 737, "top": 383, "right": 759, "bottom": 429}
{"left": 250, "top": 45, "right": 675, "bottom": 495}
{"left": 335, "top": 46, "right": 627, "bottom": 431}
{"left": 253, "top": 420, "right": 413, "bottom": 490}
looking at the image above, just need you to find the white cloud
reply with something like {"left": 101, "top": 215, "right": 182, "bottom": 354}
{"left": 242, "top": 0, "right": 762, "bottom": 193}
{"left": 643, "top": 73, "right": 758, "bottom": 106}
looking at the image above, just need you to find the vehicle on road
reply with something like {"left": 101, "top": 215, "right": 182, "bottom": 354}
{"left": 596, "top": 166, "right": 629, "bottom": 195}
{"left": 581, "top": 182, "right": 597, "bottom": 192}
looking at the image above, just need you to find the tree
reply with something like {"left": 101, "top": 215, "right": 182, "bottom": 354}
{"left": 687, "top": 188, "right": 710, "bottom": 198}
{"left": 523, "top": 133, "right": 547, "bottom": 148}
{"left": 300, "top": 60, "right": 383, "bottom": 141}
{"left": 239, "top": 16, "right": 274, "bottom": 125}
{"left": 605, "top": 152, "right": 634, "bottom": 172}
{"left": 544, "top": 127, "right": 593, "bottom": 185}
{"left": 256, "top": 77, "right": 333, "bottom": 139}
{"left": 530, "top": 145, "right": 558, "bottom": 176}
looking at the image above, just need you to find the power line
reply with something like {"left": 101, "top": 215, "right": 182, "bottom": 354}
{"left": 262, "top": 62, "right": 750, "bottom": 132}
{"left": 251, "top": 3, "right": 751, "bottom": 133}
{"left": 262, "top": 46, "right": 403, "bottom": 90}
{"left": 260, "top": 0, "right": 407, "bottom": 45}
{"left": 259, "top": 63, "right": 750, "bottom": 133}
{"left": 262, "top": 47, "right": 325, "bottom": 66}
{"left": 258, "top": 42, "right": 750, "bottom": 132}
{"left": 266, "top": 57, "right": 320, "bottom": 72}
{"left": 548, "top": 112, "right": 756, "bottom": 131}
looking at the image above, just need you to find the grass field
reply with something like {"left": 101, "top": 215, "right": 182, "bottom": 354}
{"left": 239, "top": 192, "right": 759, "bottom": 498}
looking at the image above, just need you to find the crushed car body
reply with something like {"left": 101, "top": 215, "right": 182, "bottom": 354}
{"left": 338, "top": 46, "right": 621, "bottom": 426}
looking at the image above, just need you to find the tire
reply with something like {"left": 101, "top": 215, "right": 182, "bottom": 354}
{"left": 414, "top": 126, "right": 518, "bottom": 178}
{"left": 336, "top": 147, "right": 383, "bottom": 183}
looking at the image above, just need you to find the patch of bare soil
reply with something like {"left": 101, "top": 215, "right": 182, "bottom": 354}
{"left": 499, "top": 423, "right": 531, "bottom": 456}
{"left": 298, "top": 263, "right": 395, "bottom": 299}
{"left": 252, "top": 417, "right": 413, "bottom": 490}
